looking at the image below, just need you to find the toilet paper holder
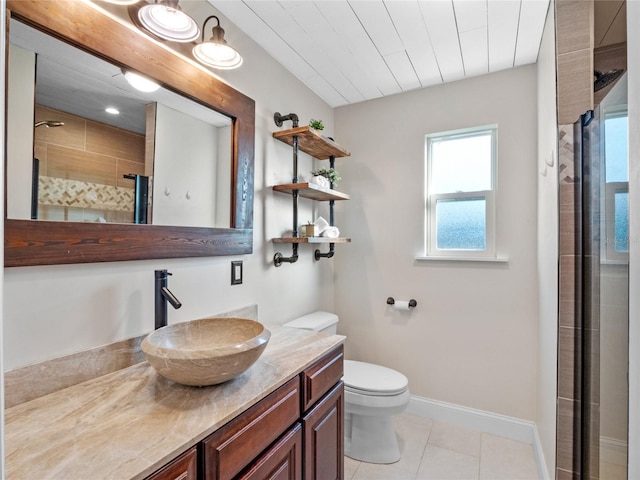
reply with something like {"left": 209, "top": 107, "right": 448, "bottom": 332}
{"left": 386, "top": 297, "right": 417, "bottom": 308}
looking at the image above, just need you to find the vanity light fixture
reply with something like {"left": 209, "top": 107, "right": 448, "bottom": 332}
{"left": 137, "top": 0, "right": 199, "bottom": 43}
{"left": 192, "top": 15, "right": 243, "bottom": 70}
{"left": 123, "top": 70, "right": 161, "bottom": 92}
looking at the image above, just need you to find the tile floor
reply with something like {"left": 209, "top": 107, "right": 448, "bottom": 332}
{"left": 344, "top": 413, "right": 539, "bottom": 480}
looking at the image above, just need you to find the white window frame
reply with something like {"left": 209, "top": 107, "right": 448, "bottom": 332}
{"left": 604, "top": 182, "right": 629, "bottom": 261}
{"left": 424, "top": 125, "right": 497, "bottom": 259}
{"left": 601, "top": 106, "right": 629, "bottom": 263}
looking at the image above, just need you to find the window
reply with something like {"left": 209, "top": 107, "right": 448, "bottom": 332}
{"left": 425, "top": 126, "right": 497, "bottom": 258}
{"left": 602, "top": 107, "right": 628, "bottom": 261}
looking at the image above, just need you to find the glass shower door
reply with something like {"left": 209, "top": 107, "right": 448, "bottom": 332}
{"left": 597, "top": 77, "right": 629, "bottom": 480}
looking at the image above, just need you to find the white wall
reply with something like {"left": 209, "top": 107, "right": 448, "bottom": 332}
{"left": 6, "top": 44, "right": 34, "bottom": 220}
{"left": 2, "top": 4, "right": 336, "bottom": 371}
{"left": 153, "top": 104, "right": 220, "bottom": 227}
{"left": 627, "top": 1, "right": 640, "bottom": 477}
{"left": 334, "top": 65, "right": 539, "bottom": 421}
{"left": 1, "top": 0, "right": 6, "bottom": 474}
{"left": 535, "top": 4, "right": 558, "bottom": 477}
{"left": 216, "top": 125, "right": 232, "bottom": 226}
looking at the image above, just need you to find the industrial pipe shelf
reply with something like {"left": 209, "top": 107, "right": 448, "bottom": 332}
{"left": 272, "top": 237, "right": 351, "bottom": 244}
{"left": 272, "top": 183, "right": 350, "bottom": 201}
{"left": 272, "top": 126, "right": 350, "bottom": 159}
{"left": 271, "top": 112, "right": 351, "bottom": 266}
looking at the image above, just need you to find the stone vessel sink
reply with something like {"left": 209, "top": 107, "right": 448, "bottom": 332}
{"left": 141, "top": 317, "right": 271, "bottom": 386}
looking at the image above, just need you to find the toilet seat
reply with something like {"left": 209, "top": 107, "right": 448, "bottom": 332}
{"left": 343, "top": 360, "right": 408, "bottom": 396}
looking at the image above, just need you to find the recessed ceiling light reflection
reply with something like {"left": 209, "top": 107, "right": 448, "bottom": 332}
{"left": 123, "top": 70, "right": 161, "bottom": 92}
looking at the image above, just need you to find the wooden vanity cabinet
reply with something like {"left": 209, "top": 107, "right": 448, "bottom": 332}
{"left": 146, "top": 344, "right": 344, "bottom": 480}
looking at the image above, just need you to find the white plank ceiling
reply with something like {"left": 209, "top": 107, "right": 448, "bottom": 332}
{"left": 212, "top": 0, "right": 551, "bottom": 107}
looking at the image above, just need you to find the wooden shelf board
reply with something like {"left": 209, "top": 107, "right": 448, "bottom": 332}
{"left": 272, "top": 237, "right": 351, "bottom": 244}
{"left": 272, "top": 183, "right": 350, "bottom": 201}
{"left": 272, "top": 126, "right": 351, "bottom": 159}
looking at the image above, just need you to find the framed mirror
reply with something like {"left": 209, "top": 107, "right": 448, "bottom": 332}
{"left": 5, "top": 0, "right": 255, "bottom": 267}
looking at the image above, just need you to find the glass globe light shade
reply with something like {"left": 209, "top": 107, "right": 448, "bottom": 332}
{"left": 137, "top": 2, "right": 199, "bottom": 42}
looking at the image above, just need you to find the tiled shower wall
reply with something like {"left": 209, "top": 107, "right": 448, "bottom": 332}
{"left": 34, "top": 104, "right": 145, "bottom": 222}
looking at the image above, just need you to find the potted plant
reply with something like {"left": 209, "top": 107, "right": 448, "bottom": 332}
{"left": 311, "top": 167, "right": 341, "bottom": 185}
{"left": 309, "top": 119, "right": 324, "bottom": 130}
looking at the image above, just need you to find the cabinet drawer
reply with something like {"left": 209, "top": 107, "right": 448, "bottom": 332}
{"left": 146, "top": 446, "right": 197, "bottom": 480}
{"left": 301, "top": 345, "right": 343, "bottom": 412}
{"left": 237, "top": 423, "right": 302, "bottom": 480}
{"left": 203, "top": 377, "right": 301, "bottom": 480}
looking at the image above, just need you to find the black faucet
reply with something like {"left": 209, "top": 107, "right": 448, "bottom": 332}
{"left": 154, "top": 269, "right": 182, "bottom": 330}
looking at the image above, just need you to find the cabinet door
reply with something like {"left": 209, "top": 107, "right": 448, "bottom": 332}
{"left": 203, "top": 377, "right": 301, "bottom": 480}
{"left": 238, "top": 423, "right": 302, "bottom": 480}
{"left": 145, "top": 446, "right": 197, "bottom": 480}
{"left": 302, "top": 382, "right": 344, "bottom": 480}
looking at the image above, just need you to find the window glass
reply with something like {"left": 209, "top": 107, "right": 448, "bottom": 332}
{"left": 431, "top": 133, "right": 492, "bottom": 194}
{"left": 435, "top": 198, "right": 486, "bottom": 250}
{"left": 603, "top": 110, "right": 629, "bottom": 259}
{"left": 605, "top": 115, "right": 628, "bottom": 183}
{"left": 615, "top": 191, "right": 628, "bottom": 252}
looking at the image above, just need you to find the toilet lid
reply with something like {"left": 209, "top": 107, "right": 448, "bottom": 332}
{"left": 343, "top": 360, "right": 408, "bottom": 396}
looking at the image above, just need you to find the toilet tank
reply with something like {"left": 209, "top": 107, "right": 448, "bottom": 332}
{"left": 283, "top": 311, "right": 339, "bottom": 334}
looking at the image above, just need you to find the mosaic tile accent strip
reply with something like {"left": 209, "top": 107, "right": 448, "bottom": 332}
{"left": 558, "top": 123, "right": 577, "bottom": 184}
{"left": 38, "top": 175, "right": 134, "bottom": 211}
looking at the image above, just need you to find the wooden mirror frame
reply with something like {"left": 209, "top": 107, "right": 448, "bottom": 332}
{"left": 4, "top": 0, "right": 255, "bottom": 267}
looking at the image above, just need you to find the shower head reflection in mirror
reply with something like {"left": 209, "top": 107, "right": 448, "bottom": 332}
{"left": 34, "top": 120, "right": 64, "bottom": 128}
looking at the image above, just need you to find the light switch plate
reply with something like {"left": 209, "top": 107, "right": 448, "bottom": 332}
{"left": 231, "top": 260, "right": 243, "bottom": 285}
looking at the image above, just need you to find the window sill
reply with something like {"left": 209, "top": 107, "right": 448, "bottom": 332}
{"left": 415, "top": 256, "right": 509, "bottom": 263}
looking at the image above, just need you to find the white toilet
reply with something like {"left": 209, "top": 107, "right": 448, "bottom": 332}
{"left": 284, "top": 311, "right": 410, "bottom": 464}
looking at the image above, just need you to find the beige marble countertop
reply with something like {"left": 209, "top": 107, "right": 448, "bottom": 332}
{"left": 5, "top": 326, "right": 345, "bottom": 480}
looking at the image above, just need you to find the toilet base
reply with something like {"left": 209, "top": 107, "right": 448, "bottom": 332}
{"left": 344, "top": 413, "right": 400, "bottom": 464}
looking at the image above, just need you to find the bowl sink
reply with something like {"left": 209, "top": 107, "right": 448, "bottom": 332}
{"left": 141, "top": 317, "right": 271, "bottom": 386}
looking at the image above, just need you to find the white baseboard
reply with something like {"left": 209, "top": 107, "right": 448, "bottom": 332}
{"left": 533, "top": 424, "right": 551, "bottom": 480}
{"left": 406, "top": 395, "right": 549, "bottom": 480}
{"left": 406, "top": 396, "right": 535, "bottom": 442}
